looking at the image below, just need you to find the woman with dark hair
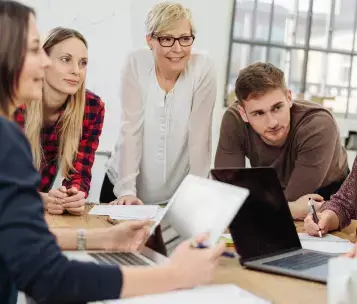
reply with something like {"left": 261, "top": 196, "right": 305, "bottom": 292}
{"left": 0, "top": 1, "right": 224, "bottom": 303}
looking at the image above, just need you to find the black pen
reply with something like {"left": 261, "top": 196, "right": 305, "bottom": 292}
{"left": 308, "top": 197, "right": 322, "bottom": 238}
{"left": 191, "top": 241, "right": 237, "bottom": 258}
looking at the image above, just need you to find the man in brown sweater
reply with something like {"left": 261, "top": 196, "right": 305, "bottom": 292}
{"left": 215, "top": 62, "right": 349, "bottom": 219}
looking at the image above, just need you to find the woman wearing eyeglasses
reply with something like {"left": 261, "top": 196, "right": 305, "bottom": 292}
{"left": 100, "top": 2, "right": 217, "bottom": 206}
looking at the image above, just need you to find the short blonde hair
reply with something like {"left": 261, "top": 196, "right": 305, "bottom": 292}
{"left": 146, "top": 2, "right": 195, "bottom": 36}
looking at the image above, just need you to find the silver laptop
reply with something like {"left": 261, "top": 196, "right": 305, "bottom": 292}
{"left": 65, "top": 174, "right": 250, "bottom": 267}
{"left": 211, "top": 167, "right": 337, "bottom": 284}
{"left": 63, "top": 202, "right": 174, "bottom": 266}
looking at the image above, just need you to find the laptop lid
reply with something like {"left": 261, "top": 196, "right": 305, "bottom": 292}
{"left": 165, "top": 174, "right": 250, "bottom": 247}
{"left": 210, "top": 167, "right": 302, "bottom": 263}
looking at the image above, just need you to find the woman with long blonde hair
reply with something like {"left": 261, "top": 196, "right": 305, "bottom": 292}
{"left": 14, "top": 27, "right": 105, "bottom": 215}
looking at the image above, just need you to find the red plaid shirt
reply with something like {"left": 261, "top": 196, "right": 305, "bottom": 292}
{"left": 14, "top": 90, "right": 105, "bottom": 197}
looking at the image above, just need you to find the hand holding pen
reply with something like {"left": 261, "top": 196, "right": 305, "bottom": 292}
{"left": 304, "top": 205, "right": 339, "bottom": 237}
{"left": 308, "top": 197, "right": 322, "bottom": 238}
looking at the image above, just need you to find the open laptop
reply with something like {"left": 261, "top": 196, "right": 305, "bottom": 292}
{"left": 64, "top": 199, "right": 176, "bottom": 266}
{"left": 210, "top": 167, "right": 337, "bottom": 283}
{"left": 65, "top": 174, "right": 249, "bottom": 267}
{"left": 63, "top": 200, "right": 175, "bottom": 266}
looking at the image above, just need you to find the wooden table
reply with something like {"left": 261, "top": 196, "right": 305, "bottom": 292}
{"left": 45, "top": 205, "right": 111, "bottom": 229}
{"left": 46, "top": 205, "right": 357, "bottom": 304}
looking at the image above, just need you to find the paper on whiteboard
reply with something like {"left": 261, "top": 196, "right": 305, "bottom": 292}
{"left": 103, "top": 284, "right": 271, "bottom": 304}
{"left": 298, "top": 233, "right": 354, "bottom": 254}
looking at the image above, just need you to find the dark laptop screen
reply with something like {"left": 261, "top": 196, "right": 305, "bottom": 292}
{"left": 211, "top": 167, "right": 301, "bottom": 263}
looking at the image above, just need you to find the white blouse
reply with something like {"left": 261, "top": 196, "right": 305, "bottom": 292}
{"left": 107, "top": 48, "right": 217, "bottom": 204}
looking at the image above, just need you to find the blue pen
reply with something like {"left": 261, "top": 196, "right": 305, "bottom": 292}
{"left": 192, "top": 242, "right": 237, "bottom": 259}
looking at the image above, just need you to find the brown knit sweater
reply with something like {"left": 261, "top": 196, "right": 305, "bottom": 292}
{"left": 215, "top": 100, "right": 348, "bottom": 201}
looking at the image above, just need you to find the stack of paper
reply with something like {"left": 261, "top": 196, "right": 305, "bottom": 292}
{"left": 101, "top": 284, "right": 271, "bottom": 304}
{"left": 88, "top": 205, "right": 159, "bottom": 220}
{"left": 298, "top": 233, "right": 354, "bottom": 254}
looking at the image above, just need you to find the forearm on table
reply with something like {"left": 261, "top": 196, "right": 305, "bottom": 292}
{"left": 121, "top": 265, "right": 182, "bottom": 298}
{"left": 50, "top": 228, "right": 108, "bottom": 251}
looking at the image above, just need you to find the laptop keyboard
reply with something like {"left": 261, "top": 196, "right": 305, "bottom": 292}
{"left": 264, "top": 251, "right": 331, "bottom": 271}
{"left": 89, "top": 252, "right": 150, "bottom": 266}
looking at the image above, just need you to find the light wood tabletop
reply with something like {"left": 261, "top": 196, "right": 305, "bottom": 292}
{"left": 45, "top": 204, "right": 357, "bottom": 304}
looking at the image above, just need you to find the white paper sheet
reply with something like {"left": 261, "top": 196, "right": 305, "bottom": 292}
{"left": 88, "top": 205, "right": 159, "bottom": 220}
{"left": 298, "top": 233, "right": 354, "bottom": 254}
{"left": 102, "top": 284, "right": 271, "bottom": 304}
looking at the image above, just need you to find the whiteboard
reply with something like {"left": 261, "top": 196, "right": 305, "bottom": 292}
{"left": 21, "top": 0, "right": 136, "bottom": 152}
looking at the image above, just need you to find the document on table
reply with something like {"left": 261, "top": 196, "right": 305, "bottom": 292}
{"left": 101, "top": 284, "right": 271, "bottom": 304}
{"left": 88, "top": 205, "right": 159, "bottom": 220}
{"left": 298, "top": 233, "right": 354, "bottom": 254}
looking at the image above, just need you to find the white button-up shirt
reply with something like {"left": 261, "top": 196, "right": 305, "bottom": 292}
{"left": 107, "top": 48, "right": 216, "bottom": 204}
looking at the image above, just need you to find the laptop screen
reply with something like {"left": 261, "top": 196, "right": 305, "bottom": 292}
{"left": 211, "top": 167, "right": 301, "bottom": 263}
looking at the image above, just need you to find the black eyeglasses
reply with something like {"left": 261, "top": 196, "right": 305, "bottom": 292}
{"left": 151, "top": 33, "right": 195, "bottom": 47}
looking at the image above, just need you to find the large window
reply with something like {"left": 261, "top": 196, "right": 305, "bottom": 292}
{"left": 226, "top": 0, "right": 357, "bottom": 118}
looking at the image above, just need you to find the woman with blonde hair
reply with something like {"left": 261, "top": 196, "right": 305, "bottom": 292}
{"left": 101, "top": 2, "right": 217, "bottom": 206}
{"left": 15, "top": 27, "right": 104, "bottom": 215}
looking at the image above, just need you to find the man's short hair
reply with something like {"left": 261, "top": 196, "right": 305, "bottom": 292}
{"left": 235, "top": 62, "right": 287, "bottom": 105}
